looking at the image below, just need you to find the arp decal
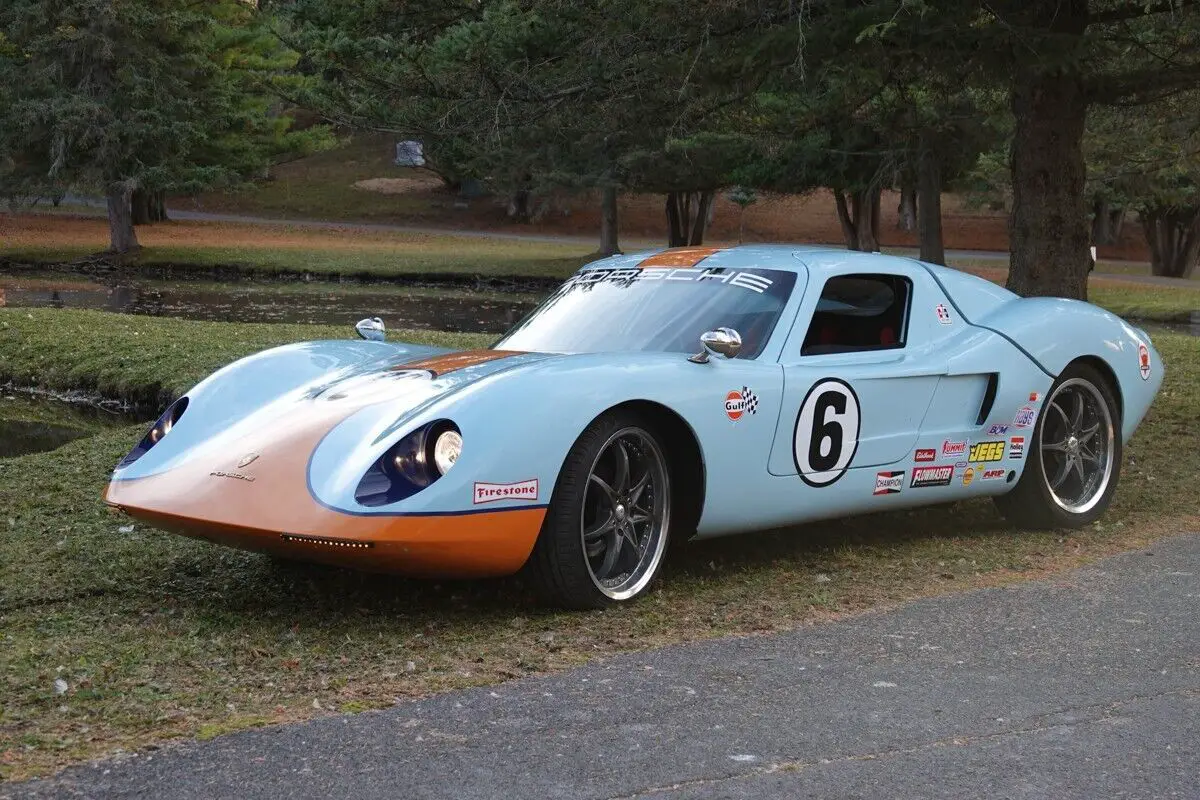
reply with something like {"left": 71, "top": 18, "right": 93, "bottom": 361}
{"left": 987, "top": 423, "right": 1010, "bottom": 436}
{"left": 794, "top": 378, "right": 860, "bottom": 488}
{"left": 968, "top": 440, "right": 1006, "bottom": 463}
{"left": 725, "top": 386, "right": 759, "bottom": 421}
{"left": 941, "top": 439, "right": 967, "bottom": 459}
{"left": 914, "top": 448, "right": 936, "bottom": 462}
{"left": 910, "top": 465, "right": 954, "bottom": 489}
{"left": 874, "top": 471, "right": 904, "bottom": 496}
{"left": 962, "top": 467, "right": 975, "bottom": 487}
{"left": 981, "top": 468, "right": 1007, "bottom": 481}
{"left": 1139, "top": 342, "right": 1151, "bottom": 380}
{"left": 1009, "top": 437, "right": 1025, "bottom": 459}
{"left": 1012, "top": 406, "right": 1037, "bottom": 428}
{"left": 935, "top": 304, "right": 952, "bottom": 324}
{"left": 473, "top": 479, "right": 539, "bottom": 504}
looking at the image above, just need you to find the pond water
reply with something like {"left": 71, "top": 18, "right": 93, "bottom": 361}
{"left": 0, "top": 394, "right": 141, "bottom": 459}
{"left": 0, "top": 274, "right": 541, "bottom": 333}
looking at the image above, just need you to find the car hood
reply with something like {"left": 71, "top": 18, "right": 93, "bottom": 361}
{"left": 113, "top": 345, "right": 556, "bottom": 482}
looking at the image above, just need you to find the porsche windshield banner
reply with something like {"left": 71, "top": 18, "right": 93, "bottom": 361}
{"left": 564, "top": 266, "right": 778, "bottom": 294}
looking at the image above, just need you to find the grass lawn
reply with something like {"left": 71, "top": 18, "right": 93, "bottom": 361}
{"left": 0, "top": 307, "right": 1198, "bottom": 780}
{"left": 0, "top": 214, "right": 593, "bottom": 280}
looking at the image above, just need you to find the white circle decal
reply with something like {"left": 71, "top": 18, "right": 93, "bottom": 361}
{"left": 793, "top": 378, "right": 861, "bottom": 487}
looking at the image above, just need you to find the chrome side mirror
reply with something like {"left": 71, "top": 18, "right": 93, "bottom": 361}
{"left": 355, "top": 317, "right": 386, "bottom": 342}
{"left": 689, "top": 327, "right": 742, "bottom": 363}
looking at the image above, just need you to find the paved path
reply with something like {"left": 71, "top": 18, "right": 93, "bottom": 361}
{"left": 8, "top": 535, "right": 1198, "bottom": 800}
{"left": 49, "top": 197, "right": 1200, "bottom": 291}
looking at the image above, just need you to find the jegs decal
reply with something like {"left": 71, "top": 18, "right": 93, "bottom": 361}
{"left": 968, "top": 440, "right": 1006, "bottom": 463}
{"left": 794, "top": 378, "right": 860, "bottom": 487}
{"left": 725, "top": 386, "right": 759, "bottom": 421}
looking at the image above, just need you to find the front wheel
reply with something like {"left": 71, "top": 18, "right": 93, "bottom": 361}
{"left": 526, "top": 411, "right": 672, "bottom": 609}
{"left": 994, "top": 362, "right": 1122, "bottom": 528}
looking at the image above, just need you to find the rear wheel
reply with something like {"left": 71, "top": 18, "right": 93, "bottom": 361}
{"left": 527, "top": 410, "right": 671, "bottom": 609}
{"left": 994, "top": 362, "right": 1121, "bottom": 528}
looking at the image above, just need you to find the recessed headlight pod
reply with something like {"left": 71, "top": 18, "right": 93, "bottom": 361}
{"left": 118, "top": 397, "right": 189, "bottom": 468}
{"left": 355, "top": 420, "right": 461, "bottom": 507}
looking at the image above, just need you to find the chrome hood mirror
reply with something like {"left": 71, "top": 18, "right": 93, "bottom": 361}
{"left": 689, "top": 327, "right": 742, "bottom": 363}
{"left": 355, "top": 317, "right": 386, "bottom": 342}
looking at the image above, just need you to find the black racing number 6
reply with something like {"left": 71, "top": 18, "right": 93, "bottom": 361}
{"left": 794, "top": 378, "right": 861, "bottom": 487}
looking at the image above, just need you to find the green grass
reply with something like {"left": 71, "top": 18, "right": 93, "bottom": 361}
{"left": 0, "top": 310, "right": 1197, "bottom": 780}
{"left": 0, "top": 309, "right": 491, "bottom": 408}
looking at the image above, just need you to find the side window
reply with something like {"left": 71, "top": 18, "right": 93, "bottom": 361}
{"left": 801, "top": 274, "right": 911, "bottom": 355}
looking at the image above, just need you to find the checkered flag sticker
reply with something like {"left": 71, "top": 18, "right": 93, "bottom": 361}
{"left": 741, "top": 386, "right": 758, "bottom": 415}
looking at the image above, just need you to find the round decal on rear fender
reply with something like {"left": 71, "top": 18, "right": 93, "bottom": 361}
{"left": 794, "top": 378, "right": 861, "bottom": 487}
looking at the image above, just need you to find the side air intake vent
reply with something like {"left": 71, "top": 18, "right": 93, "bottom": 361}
{"left": 976, "top": 373, "right": 999, "bottom": 426}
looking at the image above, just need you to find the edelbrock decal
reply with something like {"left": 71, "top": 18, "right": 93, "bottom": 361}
{"left": 473, "top": 479, "right": 539, "bottom": 504}
{"left": 910, "top": 465, "right": 954, "bottom": 488}
{"left": 914, "top": 448, "right": 936, "bottom": 463}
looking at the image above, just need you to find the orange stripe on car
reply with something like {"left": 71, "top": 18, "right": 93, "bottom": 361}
{"left": 638, "top": 247, "right": 724, "bottom": 269}
{"left": 105, "top": 398, "right": 543, "bottom": 578}
{"left": 399, "top": 349, "right": 522, "bottom": 377}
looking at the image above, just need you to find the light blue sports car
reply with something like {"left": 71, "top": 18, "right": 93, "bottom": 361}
{"left": 105, "top": 245, "right": 1163, "bottom": 608}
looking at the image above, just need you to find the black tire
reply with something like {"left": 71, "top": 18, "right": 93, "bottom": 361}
{"left": 526, "top": 409, "right": 672, "bottom": 609}
{"left": 993, "top": 361, "right": 1122, "bottom": 529}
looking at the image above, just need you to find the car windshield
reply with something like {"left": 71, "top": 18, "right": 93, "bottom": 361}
{"left": 495, "top": 265, "right": 797, "bottom": 358}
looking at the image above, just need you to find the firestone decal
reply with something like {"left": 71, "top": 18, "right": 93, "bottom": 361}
{"left": 911, "top": 465, "right": 954, "bottom": 488}
{"left": 473, "top": 479, "right": 539, "bottom": 504}
{"left": 794, "top": 378, "right": 861, "bottom": 488}
{"left": 968, "top": 440, "right": 1006, "bottom": 463}
{"left": 1009, "top": 437, "right": 1025, "bottom": 460}
{"left": 1013, "top": 406, "right": 1037, "bottom": 428}
{"left": 874, "top": 471, "right": 904, "bottom": 496}
{"left": 936, "top": 304, "right": 952, "bottom": 324}
{"left": 1139, "top": 342, "right": 1151, "bottom": 380}
{"left": 725, "top": 386, "right": 759, "bottom": 421}
{"left": 914, "top": 448, "right": 936, "bottom": 462}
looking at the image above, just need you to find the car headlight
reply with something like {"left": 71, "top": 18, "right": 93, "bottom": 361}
{"left": 355, "top": 420, "right": 461, "bottom": 507}
{"left": 118, "top": 397, "right": 189, "bottom": 468}
{"left": 433, "top": 430, "right": 462, "bottom": 475}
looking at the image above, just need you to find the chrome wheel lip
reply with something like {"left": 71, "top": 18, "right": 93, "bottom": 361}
{"left": 580, "top": 426, "right": 670, "bottom": 601}
{"left": 1039, "top": 377, "right": 1116, "bottom": 516}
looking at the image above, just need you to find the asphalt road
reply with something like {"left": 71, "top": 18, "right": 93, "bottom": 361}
{"left": 8, "top": 535, "right": 1198, "bottom": 800}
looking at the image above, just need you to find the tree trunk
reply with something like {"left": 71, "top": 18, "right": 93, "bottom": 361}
{"left": 834, "top": 187, "right": 882, "bottom": 251}
{"left": 1141, "top": 206, "right": 1200, "bottom": 278}
{"left": 105, "top": 182, "right": 140, "bottom": 253}
{"left": 151, "top": 190, "right": 169, "bottom": 222}
{"left": 917, "top": 145, "right": 945, "bottom": 265}
{"left": 599, "top": 186, "right": 620, "bottom": 256}
{"left": 897, "top": 182, "right": 917, "bottom": 232}
{"left": 689, "top": 191, "right": 714, "bottom": 245}
{"left": 508, "top": 188, "right": 531, "bottom": 223}
{"left": 666, "top": 193, "right": 686, "bottom": 246}
{"left": 131, "top": 188, "right": 151, "bottom": 226}
{"left": 1006, "top": 4, "right": 1090, "bottom": 299}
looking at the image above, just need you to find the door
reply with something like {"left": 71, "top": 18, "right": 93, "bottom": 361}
{"left": 768, "top": 263, "right": 968, "bottom": 482}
